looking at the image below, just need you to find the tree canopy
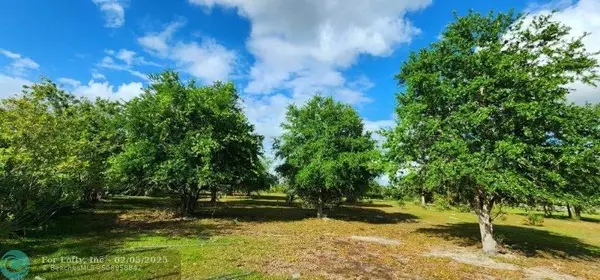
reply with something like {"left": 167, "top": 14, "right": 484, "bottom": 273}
{"left": 383, "top": 11, "right": 599, "bottom": 254}
{"left": 109, "top": 71, "right": 264, "bottom": 215}
{"left": 0, "top": 79, "right": 123, "bottom": 233}
{"left": 274, "top": 95, "right": 380, "bottom": 217}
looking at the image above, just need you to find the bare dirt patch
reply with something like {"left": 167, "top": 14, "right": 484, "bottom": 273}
{"left": 525, "top": 267, "right": 582, "bottom": 280}
{"left": 424, "top": 247, "right": 582, "bottom": 280}
{"left": 424, "top": 248, "right": 519, "bottom": 270}
{"left": 351, "top": 235, "right": 401, "bottom": 245}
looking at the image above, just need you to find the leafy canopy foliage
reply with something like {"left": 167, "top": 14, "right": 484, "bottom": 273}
{"left": 109, "top": 71, "right": 264, "bottom": 215}
{"left": 274, "top": 95, "right": 380, "bottom": 217}
{"left": 383, "top": 11, "right": 599, "bottom": 253}
{"left": 553, "top": 104, "right": 600, "bottom": 211}
{"left": 0, "top": 79, "right": 123, "bottom": 234}
{"left": 385, "top": 10, "right": 598, "bottom": 203}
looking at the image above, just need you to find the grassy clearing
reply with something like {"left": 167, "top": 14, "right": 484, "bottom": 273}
{"left": 2, "top": 195, "right": 600, "bottom": 279}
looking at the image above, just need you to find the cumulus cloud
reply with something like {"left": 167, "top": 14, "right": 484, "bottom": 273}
{"left": 0, "top": 74, "right": 31, "bottom": 98}
{"left": 170, "top": 40, "right": 237, "bottom": 83}
{"left": 190, "top": 0, "right": 430, "bottom": 154}
{"left": 528, "top": 0, "right": 600, "bottom": 104}
{"left": 57, "top": 77, "right": 82, "bottom": 88}
{"left": 92, "top": 0, "right": 126, "bottom": 28}
{"left": 190, "top": 0, "right": 430, "bottom": 98}
{"left": 73, "top": 79, "right": 143, "bottom": 101}
{"left": 0, "top": 49, "right": 39, "bottom": 76}
{"left": 137, "top": 20, "right": 237, "bottom": 83}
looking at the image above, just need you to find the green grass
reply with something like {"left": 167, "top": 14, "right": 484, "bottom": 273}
{"left": 2, "top": 195, "right": 600, "bottom": 279}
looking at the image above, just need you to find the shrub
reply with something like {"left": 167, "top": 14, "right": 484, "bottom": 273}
{"left": 433, "top": 194, "right": 452, "bottom": 211}
{"left": 524, "top": 212, "right": 544, "bottom": 226}
{"left": 455, "top": 204, "right": 471, "bottom": 213}
{"left": 268, "top": 184, "right": 287, "bottom": 194}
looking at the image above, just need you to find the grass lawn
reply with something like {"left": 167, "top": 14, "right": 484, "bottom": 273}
{"left": 2, "top": 194, "right": 600, "bottom": 279}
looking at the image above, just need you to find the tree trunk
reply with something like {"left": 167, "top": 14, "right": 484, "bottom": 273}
{"left": 474, "top": 186, "right": 497, "bottom": 254}
{"left": 543, "top": 204, "right": 552, "bottom": 217}
{"left": 317, "top": 188, "right": 324, "bottom": 218}
{"left": 346, "top": 195, "right": 357, "bottom": 204}
{"left": 421, "top": 195, "right": 426, "bottom": 207}
{"left": 210, "top": 189, "right": 217, "bottom": 203}
{"left": 317, "top": 202, "right": 323, "bottom": 218}
{"left": 574, "top": 205, "right": 582, "bottom": 220}
{"left": 180, "top": 192, "right": 198, "bottom": 216}
{"left": 567, "top": 203, "right": 572, "bottom": 218}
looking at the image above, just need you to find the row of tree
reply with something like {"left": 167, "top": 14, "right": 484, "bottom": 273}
{"left": 1, "top": 11, "right": 599, "bottom": 255}
{"left": 0, "top": 72, "right": 275, "bottom": 234}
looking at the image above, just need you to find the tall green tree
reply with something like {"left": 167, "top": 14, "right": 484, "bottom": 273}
{"left": 274, "top": 96, "right": 380, "bottom": 217}
{"left": 109, "top": 71, "right": 263, "bottom": 215}
{"left": 74, "top": 98, "right": 125, "bottom": 203}
{"left": 555, "top": 104, "right": 600, "bottom": 219}
{"left": 0, "top": 79, "right": 83, "bottom": 233}
{"left": 241, "top": 156, "right": 277, "bottom": 196}
{"left": 383, "top": 11, "right": 598, "bottom": 254}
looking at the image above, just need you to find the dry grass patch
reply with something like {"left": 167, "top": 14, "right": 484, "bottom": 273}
{"left": 3, "top": 195, "right": 600, "bottom": 279}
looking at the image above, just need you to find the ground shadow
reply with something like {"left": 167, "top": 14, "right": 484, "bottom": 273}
{"left": 343, "top": 202, "right": 394, "bottom": 208}
{"left": 2, "top": 199, "right": 228, "bottom": 260}
{"left": 416, "top": 222, "right": 600, "bottom": 260}
{"left": 196, "top": 198, "right": 418, "bottom": 224}
{"left": 248, "top": 194, "right": 287, "bottom": 201}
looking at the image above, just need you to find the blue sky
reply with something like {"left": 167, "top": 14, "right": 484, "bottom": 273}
{"left": 1, "top": 0, "right": 598, "bottom": 154}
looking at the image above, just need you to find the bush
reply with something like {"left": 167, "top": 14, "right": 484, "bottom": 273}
{"left": 455, "top": 204, "right": 471, "bottom": 213}
{"left": 524, "top": 212, "right": 544, "bottom": 226}
{"left": 433, "top": 194, "right": 452, "bottom": 211}
{"left": 268, "top": 184, "right": 288, "bottom": 194}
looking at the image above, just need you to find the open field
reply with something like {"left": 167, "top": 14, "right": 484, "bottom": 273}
{"left": 2, "top": 195, "right": 600, "bottom": 279}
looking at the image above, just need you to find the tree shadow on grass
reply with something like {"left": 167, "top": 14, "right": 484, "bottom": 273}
{"left": 343, "top": 202, "right": 395, "bottom": 208}
{"left": 416, "top": 222, "right": 600, "bottom": 260}
{"left": 2, "top": 199, "right": 228, "bottom": 261}
{"left": 196, "top": 198, "right": 418, "bottom": 224}
{"left": 248, "top": 194, "right": 287, "bottom": 201}
{"left": 100, "top": 196, "right": 173, "bottom": 210}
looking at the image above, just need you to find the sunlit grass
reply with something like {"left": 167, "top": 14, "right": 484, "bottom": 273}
{"left": 2, "top": 194, "right": 600, "bottom": 279}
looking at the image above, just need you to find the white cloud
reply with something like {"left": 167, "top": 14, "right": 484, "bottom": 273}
{"left": 138, "top": 20, "right": 186, "bottom": 56}
{"left": 0, "top": 74, "right": 31, "bottom": 98}
{"left": 92, "top": 0, "right": 126, "bottom": 28}
{"left": 0, "top": 49, "right": 39, "bottom": 76}
{"left": 107, "top": 49, "right": 161, "bottom": 67}
{"left": 137, "top": 20, "right": 237, "bottom": 83}
{"left": 73, "top": 80, "right": 143, "bottom": 101}
{"left": 57, "top": 77, "right": 82, "bottom": 88}
{"left": 91, "top": 71, "right": 106, "bottom": 80}
{"left": 189, "top": 0, "right": 431, "bottom": 155}
{"left": 529, "top": 0, "right": 600, "bottom": 104}
{"left": 98, "top": 56, "right": 149, "bottom": 81}
{"left": 116, "top": 49, "right": 135, "bottom": 65}
{"left": 190, "top": 0, "right": 430, "bottom": 99}
{"left": 171, "top": 40, "right": 237, "bottom": 82}
{"left": 364, "top": 118, "right": 395, "bottom": 148}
